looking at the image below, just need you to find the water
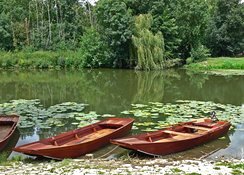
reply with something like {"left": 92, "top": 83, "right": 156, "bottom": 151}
{"left": 0, "top": 69, "right": 243, "bottom": 160}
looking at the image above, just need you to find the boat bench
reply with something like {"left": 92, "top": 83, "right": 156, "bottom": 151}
{"left": 183, "top": 125, "right": 210, "bottom": 131}
{"left": 162, "top": 130, "right": 197, "bottom": 137}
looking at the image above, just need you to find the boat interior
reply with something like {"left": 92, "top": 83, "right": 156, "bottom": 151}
{"left": 141, "top": 120, "right": 224, "bottom": 143}
{"left": 0, "top": 120, "right": 15, "bottom": 141}
{"left": 38, "top": 123, "right": 123, "bottom": 146}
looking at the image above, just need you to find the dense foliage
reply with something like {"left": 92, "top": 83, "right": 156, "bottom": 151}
{"left": 0, "top": 0, "right": 243, "bottom": 69}
{"left": 206, "top": 0, "right": 244, "bottom": 56}
{"left": 96, "top": 0, "right": 133, "bottom": 67}
{"left": 132, "top": 14, "right": 165, "bottom": 70}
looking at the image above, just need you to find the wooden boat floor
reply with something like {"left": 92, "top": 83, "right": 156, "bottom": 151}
{"left": 63, "top": 128, "right": 115, "bottom": 146}
{"left": 0, "top": 125, "right": 12, "bottom": 140}
{"left": 154, "top": 129, "right": 204, "bottom": 143}
{"left": 154, "top": 135, "right": 182, "bottom": 143}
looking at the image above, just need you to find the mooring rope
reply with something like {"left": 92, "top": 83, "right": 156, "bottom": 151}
{"left": 199, "top": 148, "right": 221, "bottom": 160}
{"left": 96, "top": 145, "right": 120, "bottom": 159}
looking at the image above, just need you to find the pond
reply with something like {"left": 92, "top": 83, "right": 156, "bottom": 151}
{"left": 0, "top": 69, "right": 243, "bottom": 160}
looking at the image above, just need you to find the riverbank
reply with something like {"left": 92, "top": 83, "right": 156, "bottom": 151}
{"left": 186, "top": 57, "right": 244, "bottom": 70}
{"left": 0, "top": 158, "right": 243, "bottom": 175}
{"left": 0, "top": 51, "right": 81, "bottom": 69}
{"left": 185, "top": 57, "right": 244, "bottom": 76}
{"left": 1, "top": 51, "right": 243, "bottom": 71}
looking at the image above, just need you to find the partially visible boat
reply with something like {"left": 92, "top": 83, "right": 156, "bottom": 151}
{"left": 111, "top": 118, "right": 231, "bottom": 156}
{"left": 13, "top": 117, "right": 134, "bottom": 159}
{"left": 0, "top": 115, "right": 19, "bottom": 151}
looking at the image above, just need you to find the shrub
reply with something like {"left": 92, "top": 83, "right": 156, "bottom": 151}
{"left": 78, "top": 28, "right": 113, "bottom": 68}
{"left": 190, "top": 45, "right": 210, "bottom": 62}
{"left": 186, "top": 57, "right": 194, "bottom": 64}
{"left": 164, "top": 58, "right": 183, "bottom": 68}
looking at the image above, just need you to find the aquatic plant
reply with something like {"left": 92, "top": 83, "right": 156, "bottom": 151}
{"left": 121, "top": 100, "right": 243, "bottom": 131}
{"left": 0, "top": 99, "right": 100, "bottom": 135}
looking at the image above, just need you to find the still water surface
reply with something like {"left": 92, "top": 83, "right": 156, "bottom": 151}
{"left": 0, "top": 69, "right": 243, "bottom": 160}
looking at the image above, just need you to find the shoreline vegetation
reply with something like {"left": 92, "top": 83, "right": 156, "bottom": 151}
{"left": 0, "top": 51, "right": 80, "bottom": 69}
{"left": 0, "top": 50, "right": 182, "bottom": 70}
{"left": 185, "top": 57, "right": 244, "bottom": 75}
{"left": 0, "top": 157, "right": 243, "bottom": 175}
{"left": 186, "top": 57, "right": 244, "bottom": 70}
{"left": 0, "top": 51, "right": 183, "bottom": 70}
{"left": 0, "top": 51, "right": 243, "bottom": 73}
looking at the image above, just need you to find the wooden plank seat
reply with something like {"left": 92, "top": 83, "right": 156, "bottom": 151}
{"left": 162, "top": 130, "right": 197, "bottom": 137}
{"left": 154, "top": 136, "right": 178, "bottom": 143}
{"left": 183, "top": 125, "right": 210, "bottom": 131}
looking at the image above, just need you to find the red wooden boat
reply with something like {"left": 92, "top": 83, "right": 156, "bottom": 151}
{"left": 0, "top": 115, "right": 19, "bottom": 151}
{"left": 13, "top": 117, "right": 134, "bottom": 159}
{"left": 111, "top": 118, "right": 231, "bottom": 156}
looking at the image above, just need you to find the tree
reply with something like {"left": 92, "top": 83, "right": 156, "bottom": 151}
{"left": 96, "top": 0, "right": 133, "bottom": 67}
{"left": 206, "top": 0, "right": 244, "bottom": 56}
{"left": 125, "top": 0, "right": 155, "bottom": 15}
{"left": 174, "top": 0, "right": 210, "bottom": 59}
{"left": 0, "top": 0, "right": 29, "bottom": 50}
{"left": 79, "top": 28, "right": 112, "bottom": 68}
{"left": 132, "top": 14, "right": 165, "bottom": 70}
{"left": 0, "top": 12, "right": 12, "bottom": 50}
{"left": 150, "top": 0, "right": 181, "bottom": 58}
{"left": 0, "top": 0, "right": 90, "bottom": 51}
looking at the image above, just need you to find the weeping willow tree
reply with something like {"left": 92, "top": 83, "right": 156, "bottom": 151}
{"left": 132, "top": 14, "right": 165, "bottom": 70}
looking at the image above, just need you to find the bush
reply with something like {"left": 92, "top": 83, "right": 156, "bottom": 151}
{"left": 0, "top": 51, "right": 81, "bottom": 69}
{"left": 164, "top": 58, "right": 183, "bottom": 68}
{"left": 190, "top": 45, "right": 210, "bottom": 62}
{"left": 78, "top": 28, "right": 113, "bottom": 68}
{"left": 186, "top": 57, "right": 194, "bottom": 64}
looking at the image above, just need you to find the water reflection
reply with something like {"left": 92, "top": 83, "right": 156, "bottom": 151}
{"left": 0, "top": 69, "right": 243, "bottom": 111}
{"left": 209, "top": 124, "right": 244, "bottom": 160}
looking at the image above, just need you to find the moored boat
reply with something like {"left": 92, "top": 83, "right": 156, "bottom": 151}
{"left": 0, "top": 115, "right": 19, "bottom": 151}
{"left": 111, "top": 118, "right": 231, "bottom": 156}
{"left": 13, "top": 117, "right": 134, "bottom": 159}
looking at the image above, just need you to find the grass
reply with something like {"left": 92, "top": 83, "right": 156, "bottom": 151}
{"left": 0, "top": 152, "right": 9, "bottom": 165}
{"left": 215, "top": 161, "right": 244, "bottom": 175}
{"left": 170, "top": 167, "right": 184, "bottom": 174}
{"left": 186, "top": 57, "right": 244, "bottom": 70}
{"left": 0, "top": 51, "right": 82, "bottom": 69}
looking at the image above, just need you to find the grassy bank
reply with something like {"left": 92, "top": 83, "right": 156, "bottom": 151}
{"left": 1, "top": 52, "right": 243, "bottom": 71}
{"left": 0, "top": 51, "right": 82, "bottom": 69}
{"left": 186, "top": 57, "right": 244, "bottom": 70}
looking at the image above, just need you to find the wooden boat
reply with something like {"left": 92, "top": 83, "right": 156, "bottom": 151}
{"left": 111, "top": 118, "right": 231, "bottom": 156}
{"left": 0, "top": 115, "right": 19, "bottom": 151}
{"left": 13, "top": 117, "right": 134, "bottom": 159}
